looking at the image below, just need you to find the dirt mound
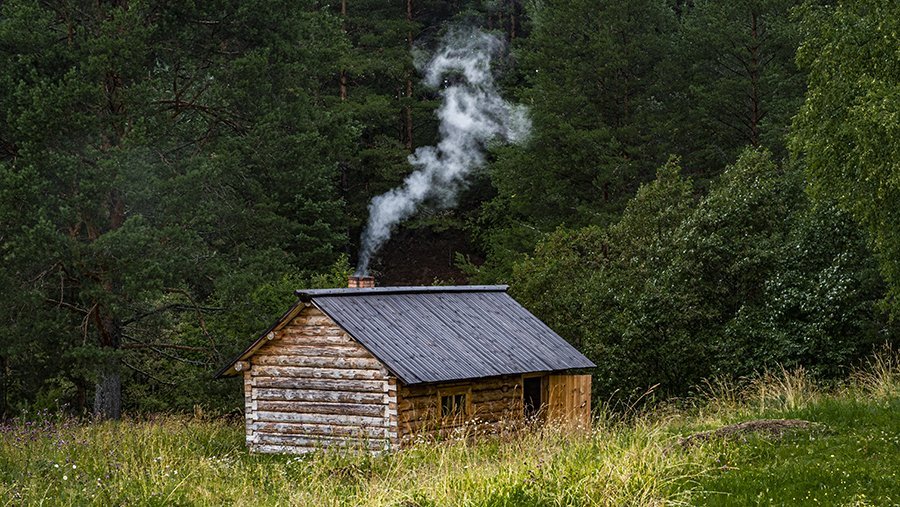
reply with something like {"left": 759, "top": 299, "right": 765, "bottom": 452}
{"left": 679, "top": 419, "right": 818, "bottom": 448}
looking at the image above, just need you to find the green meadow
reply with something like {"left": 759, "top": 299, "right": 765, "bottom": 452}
{"left": 1, "top": 351, "right": 897, "bottom": 506}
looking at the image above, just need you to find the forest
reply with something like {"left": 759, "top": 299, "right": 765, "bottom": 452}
{"left": 1, "top": 0, "right": 898, "bottom": 423}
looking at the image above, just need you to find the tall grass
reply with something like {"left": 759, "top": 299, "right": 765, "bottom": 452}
{"left": 851, "top": 343, "right": 900, "bottom": 399}
{"left": 685, "top": 345, "right": 900, "bottom": 423}
{"left": 0, "top": 413, "right": 706, "bottom": 506}
{"left": 1, "top": 346, "right": 897, "bottom": 506}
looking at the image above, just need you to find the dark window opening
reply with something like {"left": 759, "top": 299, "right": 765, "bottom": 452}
{"left": 524, "top": 376, "right": 543, "bottom": 420}
{"left": 441, "top": 393, "right": 466, "bottom": 417}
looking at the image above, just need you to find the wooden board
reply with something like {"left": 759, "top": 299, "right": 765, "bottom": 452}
{"left": 547, "top": 374, "right": 591, "bottom": 430}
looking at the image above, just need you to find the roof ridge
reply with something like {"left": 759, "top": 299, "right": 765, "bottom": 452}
{"left": 295, "top": 285, "right": 509, "bottom": 300}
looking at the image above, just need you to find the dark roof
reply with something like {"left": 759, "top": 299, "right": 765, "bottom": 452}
{"left": 297, "top": 285, "right": 595, "bottom": 384}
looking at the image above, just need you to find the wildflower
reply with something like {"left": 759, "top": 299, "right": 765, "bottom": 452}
{"left": 63, "top": 475, "right": 68, "bottom": 481}
{"left": 54, "top": 464, "right": 59, "bottom": 468}
{"left": 72, "top": 464, "right": 77, "bottom": 469}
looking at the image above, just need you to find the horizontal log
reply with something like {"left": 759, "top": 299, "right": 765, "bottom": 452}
{"left": 253, "top": 432, "right": 387, "bottom": 450}
{"left": 398, "top": 398, "right": 436, "bottom": 413}
{"left": 400, "top": 416, "right": 525, "bottom": 436}
{"left": 398, "top": 410, "right": 439, "bottom": 427}
{"left": 400, "top": 388, "right": 518, "bottom": 402}
{"left": 256, "top": 344, "right": 371, "bottom": 358}
{"left": 252, "top": 421, "right": 389, "bottom": 439}
{"left": 255, "top": 388, "right": 385, "bottom": 405}
{"left": 399, "top": 419, "right": 464, "bottom": 434}
{"left": 252, "top": 355, "right": 382, "bottom": 370}
{"left": 251, "top": 377, "right": 386, "bottom": 393}
{"left": 251, "top": 365, "right": 385, "bottom": 381}
{"left": 256, "top": 410, "right": 387, "bottom": 427}
{"left": 476, "top": 389, "right": 522, "bottom": 402}
{"left": 296, "top": 315, "right": 334, "bottom": 327}
{"left": 400, "top": 402, "right": 521, "bottom": 428}
{"left": 399, "top": 420, "right": 525, "bottom": 444}
{"left": 456, "top": 399, "right": 520, "bottom": 418}
{"left": 273, "top": 336, "right": 356, "bottom": 350}
{"left": 251, "top": 443, "right": 394, "bottom": 455}
{"left": 400, "top": 378, "right": 520, "bottom": 398}
{"left": 251, "top": 444, "right": 312, "bottom": 455}
{"left": 256, "top": 400, "right": 385, "bottom": 418}
{"left": 279, "top": 325, "right": 347, "bottom": 337}
{"left": 398, "top": 398, "right": 518, "bottom": 417}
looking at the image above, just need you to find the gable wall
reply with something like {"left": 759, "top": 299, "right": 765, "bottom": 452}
{"left": 243, "top": 306, "right": 398, "bottom": 453}
{"left": 397, "top": 375, "right": 524, "bottom": 444}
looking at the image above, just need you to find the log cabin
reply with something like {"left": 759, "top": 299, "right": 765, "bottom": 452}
{"left": 215, "top": 276, "right": 595, "bottom": 454}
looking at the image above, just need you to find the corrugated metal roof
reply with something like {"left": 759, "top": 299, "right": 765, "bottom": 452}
{"left": 298, "top": 286, "right": 595, "bottom": 385}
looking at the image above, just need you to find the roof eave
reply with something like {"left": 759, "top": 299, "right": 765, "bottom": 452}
{"left": 399, "top": 366, "right": 596, "bottom": 386}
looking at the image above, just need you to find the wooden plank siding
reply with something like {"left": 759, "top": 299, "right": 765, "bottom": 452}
{"left": 397, "top": 375, "right": 524, "bottom": 443}
{"left": 243, "top": 306, "right": 397, "bottom": 454}
{"left": 547, "top": 374, "right": 592, "bottom": 430}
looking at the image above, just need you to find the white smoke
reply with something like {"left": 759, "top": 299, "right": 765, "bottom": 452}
{"left": 355, "top": 28, "right": 531, "bottom": 275}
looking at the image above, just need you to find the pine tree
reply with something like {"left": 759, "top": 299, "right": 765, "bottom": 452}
{"left": 471, "top": 0, "right": 677, "bottom": 280}
{"left": 0, "top": 0, "right": 352, "bottom": 417}
{"left": 667, "top": 0, "right": 805, "bottom": 181}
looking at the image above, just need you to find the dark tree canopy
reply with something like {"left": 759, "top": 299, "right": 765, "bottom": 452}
{"left": 0, "top": 0, "right": 895, "bottom": 416}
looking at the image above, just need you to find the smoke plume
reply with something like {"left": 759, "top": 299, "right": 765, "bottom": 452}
{"left": 355, "top": 28, "right": 530, "bottom": 276}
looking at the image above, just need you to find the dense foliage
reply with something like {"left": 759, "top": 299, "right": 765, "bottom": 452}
{"left": 0, "top": 0, "right": 897, "bottom": 416}
{"left": 512, "top": 150, "right": 894, "bottom": 397}
{"left": 791, "top": 0, "right": 900, "bottom": 315}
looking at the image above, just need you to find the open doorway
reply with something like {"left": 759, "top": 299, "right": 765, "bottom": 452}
{"left": 523, "top": 375, "right": 544, "bottom": 420}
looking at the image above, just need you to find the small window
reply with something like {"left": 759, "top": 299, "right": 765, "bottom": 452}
{"left": 441, "top": 393, "right": 467, "bottom": 417}
{"left": 437, "top": 387, "right": 471, "bottom": 420}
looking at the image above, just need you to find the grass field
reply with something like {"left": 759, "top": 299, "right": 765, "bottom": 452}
{"left": 1, "top": 351, "right": 897, "bottom": 506}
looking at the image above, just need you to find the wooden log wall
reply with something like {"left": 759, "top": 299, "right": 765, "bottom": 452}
{"left": 397, "top": 375, "right": 524, "bottom": 444}
{"left": 547, "top": 374, "right": 591, "bottom": 430}
{"left": 243, "top": 306, "right": 398, "bottom": 454}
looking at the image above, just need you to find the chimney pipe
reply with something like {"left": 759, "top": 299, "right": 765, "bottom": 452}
{"left": 348, "top": 275, "right": 375, "bottom": 288}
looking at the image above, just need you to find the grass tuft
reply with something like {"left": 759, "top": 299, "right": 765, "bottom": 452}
{"left": 851, "top": 343, "right": 900, "bottom": 400}
{"left": 748, "top": 365, "right": 818, "bottom": 412}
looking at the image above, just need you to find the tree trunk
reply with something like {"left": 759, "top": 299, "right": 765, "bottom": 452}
{"left": 747, "top": 11, "right": 762, "bottom": 147}
{"left": 510, "top": 0, "right": 517, "bottom": 40}
{"left": 340, "top": 0, "right": 348, "bottom": 101}
{"left": 404, "top": 0, "right": 414, "bottom": 151}
{"left": 92, "top": 308, "right": 123, "bottom": 419}
{"left": 93, "top": 364, "right": 122, "bottom": 420}
{"left": 0, "top": 355, "right": 7, "bottom": 419}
